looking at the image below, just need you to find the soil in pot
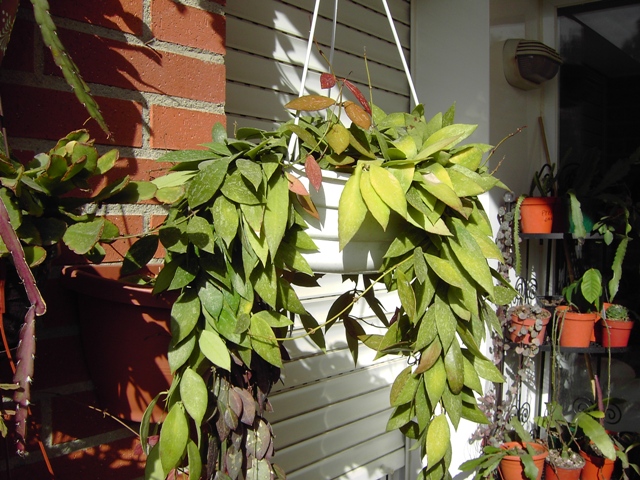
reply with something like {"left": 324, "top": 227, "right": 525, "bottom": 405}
{"left": 499, "top": 441, "right": 548, "bottom": 480}
{"left": 62, "top": 264, "right": 177, "bottom": 422}
{"left": 556, "top": 306, "right": 598, "bottom": 348}
{"left": 545, "top": 449, "right": 585, "bottom": 480}
{"left": 520, "top": 197, "right": 556, "bottom": 234}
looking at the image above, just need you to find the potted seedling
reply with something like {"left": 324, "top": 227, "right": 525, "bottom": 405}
{"left": 598, "top": 303, "right": 634, "bottom": 348}
{"left": 460, "top": 417, "right": 549, "bottom": 480}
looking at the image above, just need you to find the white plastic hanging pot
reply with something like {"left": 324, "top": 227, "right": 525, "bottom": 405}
{"left": 289, "top": 165, "right": 398, "bottom": 274}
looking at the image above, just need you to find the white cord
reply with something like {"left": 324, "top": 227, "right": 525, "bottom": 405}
{"left": 382, "top": 0, "right": 419, "bottom": 106}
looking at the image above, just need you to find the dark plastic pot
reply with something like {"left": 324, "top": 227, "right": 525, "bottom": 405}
{"left": 62, "top": 264, "right": 176, "bottom": 422}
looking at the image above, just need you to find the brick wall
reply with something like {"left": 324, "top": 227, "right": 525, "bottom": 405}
{"left": 0, "top": 0, "right": 226, "bottom": 478}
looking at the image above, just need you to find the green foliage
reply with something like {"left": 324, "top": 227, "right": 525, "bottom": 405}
{"left": 133, "top": 92, "right": 510, "bottom": 478}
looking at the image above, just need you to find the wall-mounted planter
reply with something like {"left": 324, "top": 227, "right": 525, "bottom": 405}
{"left": 289, "top": 166, "right": 397, "bottom": 274}
{"left": 62, "top": 264, "right": 176, "bottom": 422}
{"left": 520, "top": 196, "right": 556, "bottom": 234}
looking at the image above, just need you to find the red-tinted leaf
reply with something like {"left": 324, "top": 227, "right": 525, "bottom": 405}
{"left": 320, "top": 73, "right": 337, "bottom": 89}
{"left": 343, "top": 79, "right": 371, "bottom": 115}
{"left": 344, "top": 101, "right": 372, "bottom": 130}
{"left": 286, "top": 172, "right": 309, "bottom": 195}
{"left": 304, "top": 154, "right": 322, "bottom": 192}
{"left": 296, "top": 194, "right": 319, "bottom": 220}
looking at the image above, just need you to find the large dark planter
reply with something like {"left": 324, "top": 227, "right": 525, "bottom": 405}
{"left": 62, "top": 264, "right": 175, "bottom": 422}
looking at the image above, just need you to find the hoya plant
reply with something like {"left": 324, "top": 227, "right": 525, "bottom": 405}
{"left": 132, "top": 74, "right": 515, "bottom": 479}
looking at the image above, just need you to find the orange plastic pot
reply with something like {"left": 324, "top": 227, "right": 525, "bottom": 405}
{"left": 579, "top": 451, "right": 615, "bottom": 480}
{"left": 599, "top": 319, "right": 634, "bottom": 348}
{"left": 509, "top": 312, "right": 551, "bottom": 344}
{"left": 545, "top": 461, "right": 583, "bottom": 480}
{"left": 499, "top": 442, "right": 548, "bottom": 480}
{"left": 556, "top": 306, "right": 598, "bottom": 348}
{"left": 62, "top": 264, "right": 176, "bottom": 422}
{"left": 520, "top": 197, "right": 556, "bottom": 234}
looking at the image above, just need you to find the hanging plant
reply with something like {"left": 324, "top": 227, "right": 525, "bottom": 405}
{"left": 130, "top": 75, "right": 517, "bottom": 479}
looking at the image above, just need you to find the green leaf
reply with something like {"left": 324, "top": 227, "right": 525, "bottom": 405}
{"left": 221, "top": 170, "right": 262, "bottom": 205}
{"left": 360, "top": 170, "right": 390, "bottom": 229}
{"left": 390, "top": 366, "right": 419, "bottom": 407}
{"left": 397, "top": 269, "right": 417, "bottom": 323}
{"left": 187, "top": 216, "right": 215, "bottom": 254}
{"left": 122, "top": 235, "right": 159, "bottom": 275}
{"left": 338, "top": 163, "right": 367, "bottom": 250}
{"left": 212, "top": 195, "right": 239, "bottom": 247}
{"left": 581, "top": 268, "right": 602, "bottom": 306}
{"left": 326, "top": 123, "right": 350, "bottom": 154}
{"left": 251, "top": 310, "right": 293, "bottom": 328}
{"left": 236, "top": 158, "right": 263, "bottom": 190}
{"left": 462, "top": 349, "right": 505, "bottom": 383}
{"left": 250, "top": 313, "right": 282, "bottom": 368}
{"left": 62, "top": 218, "right": 104, "bottom": 254}
{"left": 144, "top": 443, "right": 165, "bottom": 480}
{"left": 186, "top": 157, "right": 231, "bottom": 208}
{"left": 426, "top": 414, "right": 450, "bottom": 467}
{"left": 96, "top": 149, "right": 119, "bottom": 174}
{"left": 424, "top": 252, "right": 464, "bottom": 288}
{"left": 435, "top": 295, "right": 457, "bottom": 350}
{"left": 423, "top": 357, "right": 447, "bottom": 406}
{"left": 447, "top": 218, "right": 494, "bottom": 297}
{"left": 575, "top": 412, "right": 616, "bottom": 460}
{"left": 199, "top": 329, "right": 231, "bottom": 371}
{"left": 168, "top": 332, "right": 196, "bottom": 373}
{"left": 186, "top": 440, "right": 202, "bottom": 480}
{"left": 444, "top": 340, "right": 464, "bottom": 394}
{"left": 171, "top": 290, "right": 201, "bottom": 344}
{"left": 159, "top": 402, "right": 189, "bottom": 474}
{"left": 180, "top": 368, "right": 208, "bottom": 427}
{"left": 264, "top": 173, "right": 289, "bottom": 258}
{"left": 370, "top": 164, "right": 407, "bottom": 217}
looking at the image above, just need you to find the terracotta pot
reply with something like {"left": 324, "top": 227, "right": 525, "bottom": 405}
{"left": 545, "top": 461, "right": 583, "bottom": 480}
{"left": 556, "top": 306, "right": 598, "bottom": 348}
{"left": 598, "top": 319, "right": 634, "bottom": 348}
{"left": 579, "top": 451, "right": 615, "bottom": 480}
{"left": 289, "top": 165, "right": 396, "bottom": 273}
{"left": 62, "top": 264, "right": 176, "bottom": 422}
{"left": 509, "top": 311, "right": 551, "bottom": 344}
{"left": 499, "top": 442, "right": 548, "bottom": 480}
{"left": 520, "top": 197, "right": 556, "bottom": 234}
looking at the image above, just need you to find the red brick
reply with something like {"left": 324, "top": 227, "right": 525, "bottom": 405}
{"left": 49, "top": 0, "right": 144, "bottom": 35}
{"left": 101, "top": 215, "right": 145, "bottom": 263}
{"left": 150, "top": 105, "right": 226, "bottom": 150}
{"left": 44, "top": 28, "right": 226, "bottom": 104}
{"left": 152, "top": 0, "right": 226, "bottom": 54}
{"left": 35, "top": 335, "right": 92, "bottom": 389}
{"left": 2, "top": 18, "right": 35, "bottom": 72}
{"left": 0, "top": 84, "right": 143, "bottom": 147}
{"left": 51, "top": 391, "right": 120, "bottom": 444}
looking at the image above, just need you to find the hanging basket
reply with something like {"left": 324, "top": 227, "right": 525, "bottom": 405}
{"left": 290, "top": 165, "right": 397, "bottom": 274}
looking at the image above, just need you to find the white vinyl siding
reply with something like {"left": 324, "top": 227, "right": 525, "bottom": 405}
{"left": 225, "top": 2, "right": 412, "bottom": 478}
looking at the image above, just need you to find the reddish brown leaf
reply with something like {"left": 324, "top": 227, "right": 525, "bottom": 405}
{"left": 284, "top": 94, "right": 336, "bottom": 111}
{"left": 304, "top": 154, "right": 323, "bottom": 192}
{"left": 342, "top": 79, "right": 371, "bottom": 114}
{"left": 344, "top": 101, "right": 372, "bottom": 130}
{"left": 286, "top": 172, "right": 309, "bottom": 196}
{"left": 320, "top": 73, "right": 337, "bottom": 89}
{"left": 296, "top": 194, "right": 319, "bottom": 220}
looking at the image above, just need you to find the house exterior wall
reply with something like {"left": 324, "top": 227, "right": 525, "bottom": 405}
{"left": 0, "top": 0, "right": 226, "bottom": 478}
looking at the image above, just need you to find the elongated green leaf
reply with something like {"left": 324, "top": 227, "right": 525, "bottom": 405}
{"left": 575, "top": 412, "right": 615, "bottom": 460}
{"left": 338, "top": 163, "right": 367, "bottom": 250}
{"left": 397, "top": 269, "right": 417, "bottom": 323}
{"left": 423, "top": 356, "right": 447, "bottom": 406}
{"left": 180, "top": 368, "right": 208, "bottom": 426}
{"left": 122, "top": 235, "right": 159, "bottom": 275}
{"left": 171, "top": 290, "right": 200, "bottom": 344}
{"left": 424, "top": 253, "right": 464, "bottom": 288}
{"left": 360, "top": 170, "right": 390, "bottom": 229}
{"left": 212, "top": 195, "right": 239, "bottom": 247}
{"left": 581, "top": 268, "right": 602, "bottom": 306}
{"left": 426, "top": 414, "right": 450, "bottom": 467}
{"left": 186, "top": 157, "right": 231, "bottom": 208}
{"left": 186, "top": 440, "right": 202, "bottom": 480}
{"left": 199, "top": 329, "right": 231, "bottom": 371}
{"left": 447, "top": 218, "right": 494, "bottom": 297}
{"left": 370, "top": 164, "right": 407, "bottom": 217}
{"left": 159, "top": 402, "right": 189, "bottom": 474}
{"left": 390, "top": 366, "right": 420, "bottom": 407}
{"left": 264, "top": 173, "right": 289, "bottom": 258}
{"left": 444, "top": 340, "right": 464, "bottom": 394}
{"left": 168, "top": 332, "right": 196, "bottom": 373}
{"left": 187, "top": 215, "right": 215, "bottom": 254}
{"left": 250, "top": 313, "right": 282, "bottom": 368}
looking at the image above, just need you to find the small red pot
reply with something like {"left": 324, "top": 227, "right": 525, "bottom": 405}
{"left": 579, "top": 451, "right": 615, "bottom": 480}
{"left": 520, "top": 197, "right": 556, "bottom": 234}
{"left": 509, "top": 312, "right": 551, "bottom": 344}
{"left": 556, "top": 306, "right": 598, "bottom": 348}
{"left": 598, "top": 319, "right": 634, "bottom": 348}
{"left": 499, "top": 442, "right": 548, "bottom": 480}
{"left": 545, "top": 461, "right": 583, "bottom": 480}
